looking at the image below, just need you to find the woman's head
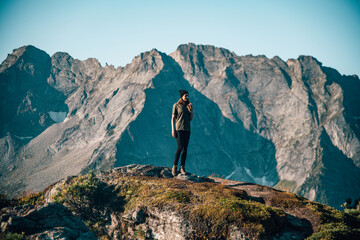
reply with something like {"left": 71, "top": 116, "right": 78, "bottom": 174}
{"left": 182, "top": 93, "right": 189, "bottom": 102}
{"left": 179, "top": 90, "right": 189, "bottom": 101}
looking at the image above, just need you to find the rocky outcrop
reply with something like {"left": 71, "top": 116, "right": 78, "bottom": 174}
{"left": 0, "top": 203, "right": 97, "bottom": 239}
{"left": 0, "top": 44, "right": 359, "bottom": 210}
{"left": 1, "top": 165, "right": 359, "bottom": 240}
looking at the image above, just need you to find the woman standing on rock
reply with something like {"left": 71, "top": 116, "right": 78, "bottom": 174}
{"left": 171, "top": 90, "right": 193, "bottom": 176}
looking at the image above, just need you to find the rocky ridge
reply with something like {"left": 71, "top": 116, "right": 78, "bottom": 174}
{"left": 1, "top": 164, "right": 359, "bottom": 240}
{"left": 0, "top": 203, "right": 97, "bottom": 239}
{"left": 0, "top": 44, "right": 359, "bottom": 210}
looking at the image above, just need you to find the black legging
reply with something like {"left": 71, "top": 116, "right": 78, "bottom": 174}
{"left": 174, "top": 130, "right": 190, "bottom": 166}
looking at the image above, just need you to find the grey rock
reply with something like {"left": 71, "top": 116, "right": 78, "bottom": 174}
{"left": 0, "top": 203, "right": 96, "bottom": 240}
{"left": 120, "top": 206, "right": 194, "bottom": 239}
{"left": 31, "top": 228, "right": 73, "bottom": 240}
{"left": 228, "top": 226, "right": 249, "bottom": 240}
{"left": 106, "top": 213, "right": 122, "bottom": 239}
{"left": 144, "top": 207, "right": 194, "bottom": 240}
{"left": 44, "top": 176, "right": 76, "bottom": 203}
{"left": 174, "top": 172, "right": 215, "bottom": 183}
{"left": 109, "top": 164, "right": 215, "bottom": 183}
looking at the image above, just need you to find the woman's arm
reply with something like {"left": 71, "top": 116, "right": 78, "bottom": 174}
{"left": 188, "top": 103, "right": 193, "bottom": 121}
{"left": 171, "top": 115, "right": 177, "bottom": 137}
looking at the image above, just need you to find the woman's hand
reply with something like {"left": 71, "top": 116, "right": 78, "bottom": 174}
{"left": 187, "top": 103, "right": 193, "bottom": 112}
{"left": 172, "top": 130, "right": 177, "bottom": 138}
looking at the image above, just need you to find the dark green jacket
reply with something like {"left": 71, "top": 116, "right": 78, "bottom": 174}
{"left": 172, "top": 103, "right": 192, "bottom": 132}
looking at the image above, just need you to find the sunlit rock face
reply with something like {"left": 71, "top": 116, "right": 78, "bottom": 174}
{"left": 1, "top": 44, "right": 359, "bottom": 208}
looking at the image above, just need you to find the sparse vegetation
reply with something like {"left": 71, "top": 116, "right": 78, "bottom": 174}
{"left": 342, "top": 197, "right": 360, "bottom": 218}
{"left": 111, "top": 176, "right": 286, "bottom": 239}
{"left": 306, "top": 222, "right": 360, "bottom": 240}
{"left": 0, "top": 232, "right": 24, "bottom": 240}
{"left": 269, "top": 191, "right": 307, "bottom": 209}
{"left": 0, "top": 191, "right": 45, "bottom": 208}
{"left": 15, "top": 192, "right": 45, "bottom": 206}
{"left": 134, "top": 225, "right": 146, "bottom": 240}
{"left": 2, "top": 171, "right": 360, "bottom": 239}
{"left": 52, "top": 171, "right": 125, "bottom": 238}
{"left": 305, "top": 202, "right": 360, "bottom": 239}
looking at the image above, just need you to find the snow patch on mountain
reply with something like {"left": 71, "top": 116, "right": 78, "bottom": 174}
{"left": 244, "top": 167, "right": 274, "bottom": 186}
{"left": 13, "top": 135, "right": 33, "bottom": 140}
{"left": 48, "top": 111, "right": 67, "bottom": 123}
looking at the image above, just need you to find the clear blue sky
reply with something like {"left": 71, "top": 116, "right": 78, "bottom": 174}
{"left": 1, "top": 0, "right": 359, "bottom": 76}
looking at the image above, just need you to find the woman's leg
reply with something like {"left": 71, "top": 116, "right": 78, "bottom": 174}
{"left": 174, "top": 131, "right": 184, "bottom": 166}
{"left": 180, "top": 131, "right": 190, "bottom": 167}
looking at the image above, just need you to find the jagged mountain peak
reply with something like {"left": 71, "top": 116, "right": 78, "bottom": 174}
{"left": 0, "top": 45, "right": 67, "bottom": 140}
{"left": 82, "top": 57, "right": 102, "bottom": 69}
{"left": 133, "top": 48, "right": 163, "bottom": 61}
{"left": 51, "top": 51, "right": 74, "bottom": 62}
{"left": 8, "top": 45, "right": 49, "bottom": 62}
{"left": 126, "top": 48, "right": 165, "bottom": 75}
{"left": 298, "top": 55, "right": 322, "bottom": 65}
{"left": 9, "top": 45, "right": 44, "bottom": 58}
{"left": 0, "top": 45, "right": 49, "bottom": 73}
{"left": 175, "top": 43, "right": 234, "bottom": 59}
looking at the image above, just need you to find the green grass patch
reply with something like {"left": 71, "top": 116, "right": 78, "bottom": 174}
{"left": 306, "top": 202, "right": 360, "bottom": 239}
{"left": 306, "top": 223, "right": 360, "bottom": 240}
{"left": 345, "top": 209, "right": 360, "bottom": 218}
{"left": 306, "top": 202, "right": 347, "bottom": 224}
{"left": 269, "top": 191, "right": 307, "bottom": 209}
{"left": 163, "top": 189, "right": 191, "bottom": 203}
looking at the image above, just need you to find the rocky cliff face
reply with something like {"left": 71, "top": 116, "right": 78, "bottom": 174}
{"left": 170, "top": 44, "right": 360, "bottom": 208}
{"left": 0, "top": 46, "right": 67, "bottom": 138}
{"left": 0, "top": 44, "right": 359, "bottom": 209}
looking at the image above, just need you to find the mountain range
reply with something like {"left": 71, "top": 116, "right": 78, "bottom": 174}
{"left": 0, "top": 43, "right": 359, "bottom": 209}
